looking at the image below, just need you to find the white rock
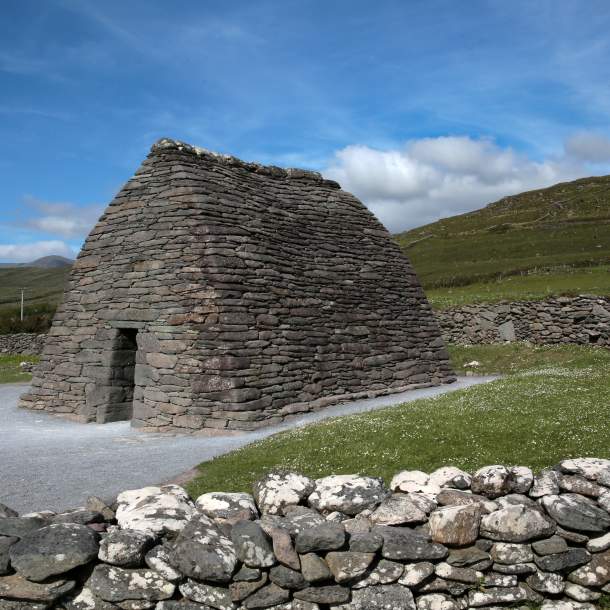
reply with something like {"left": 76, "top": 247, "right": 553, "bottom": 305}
{"left": 308, "top": 475, "right": 389, "bottom": 515}
{"left": 529, "top": 468, "right": 560, "bottom": 498}
{"left": 428, "top": 467, "right": 472, "bottom": 490}
{"left": 480, "top": 505, "right": 555, "bottom": 542}
{"left": 490, "top": 542, "right": 534, "bottom": 564}
{"left": 253, "top": 472, "right": 314, "bottom": 515}
{"left": 510, "top": 466, "right": 534, "bottom": 494}
{"left": 428, "top": 504, "right": 481, "bottom": 546}
{"left": 587, "top": 531, "right": 610, "bottom": 552}
{"left": 559, "top": 457, "right": 610, "bottom": 482}
{"left": 417, "top": 592, "right": 457, "bottom": 610}
{"left": 471, "top": 465, "right": 511, "bottom": 498}
{"left": 370, "top": 494, "right": 427, "bottom": 525}
{"left": 399, "top": 561, "right": 435, "bottom": 586}
{"left": 115, "top": 485, "right": 197, "bottom": 535}
{"left": 564, "top": 582, "right": 601, "bottom": 602}
{"left": 195, "top": 492, "right": 258, "bottom": 521}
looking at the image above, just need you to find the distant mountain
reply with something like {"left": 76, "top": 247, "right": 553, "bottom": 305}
{"left": 28, "top": 255, "right": 74, "bottom": 268}
{"left": 0, "top": 255, "right": 74, "bottom": 269}
{"left": 394, "top": 174, "right": 610, "bottom": 288}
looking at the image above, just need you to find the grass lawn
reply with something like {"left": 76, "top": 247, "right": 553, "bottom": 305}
{"left": 186, "top": 343, "right": 610, "bottom": 498}
{"left": 427, "top": 264, "right": 610, "bottom": 309}
{"left": 0, "top": 354, "right": 39, "bottom": 384}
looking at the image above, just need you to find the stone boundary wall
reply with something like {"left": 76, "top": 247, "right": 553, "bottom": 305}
{"left": 436, "top": 295, "right": 610, "bottom": 347}
{"left": 1, "top": 457, "right": 609, "bottom": 609}
{"left": 0, "top": 333, "right": 45, "bottom": 355}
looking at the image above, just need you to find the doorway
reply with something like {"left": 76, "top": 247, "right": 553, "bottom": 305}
{"left": 96, "top": 328, "right": 138, "bottom": 423}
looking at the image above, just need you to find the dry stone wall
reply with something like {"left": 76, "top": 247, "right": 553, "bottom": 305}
{"left": 20, "top": 139, "right": 453, "bottom": 432}
{"left": 1, "top": 457, "right": 609, "bottom": 609}
{"left": 0, "top": 334, "right": 45, "bottom": 355}
{"left": 436, "top": 296, "right": 610, "bottom": 347}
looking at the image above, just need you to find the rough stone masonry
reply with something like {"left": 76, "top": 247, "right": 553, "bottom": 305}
{"left": 0, "top": 457, "right": 609, "bottom": 609}
{"left": 20, "top": 138, "right": 454, "bottom": 432}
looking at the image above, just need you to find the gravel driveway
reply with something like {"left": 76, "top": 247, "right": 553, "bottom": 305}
{"left": 0, "top": 377, "right": 496, "bottom": 513}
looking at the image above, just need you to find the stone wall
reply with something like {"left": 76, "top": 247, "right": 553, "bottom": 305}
{"left": 436, "top": 295, "right": 610, "bottom": 347}
{"left": 0, "top": 457, "right": 609, "bottom": 609}
{"left": 0, "top": 333, "right": 45, "bottom": 355}
{"left": 20, "top": 138, "right": 453, "bottom": 432}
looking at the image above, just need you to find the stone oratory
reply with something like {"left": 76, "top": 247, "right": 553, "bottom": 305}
{"left": 20, "top": 139, "right": 454, "bottom": 432}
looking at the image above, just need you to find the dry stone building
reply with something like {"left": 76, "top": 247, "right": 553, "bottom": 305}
{"left": 20, "top": 138, "right": 454, "bottom": 432}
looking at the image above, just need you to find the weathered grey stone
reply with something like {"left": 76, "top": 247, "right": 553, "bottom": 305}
{"left": 144, "top": 545, "right": 181, "bottom": 582}
{"left": 352, "top": 559, "right": 403, "bottom": 588}
{"left": 62, "top": 585, "right": 119, "bottom": 610}
{"left": 526, "top": 570, "right": 565, "bottom": 594}
{"left": 348, "top": 531, "right": 383, "bottom": 553}
{"left": 559, "top": 458, "right": 610, "bottom": 482}
{"left": 0, "top": 504, "right": 18, "bottom": 519}
{"left": 480, "top": 505, "right": 556, "bottom": 541}
{"left": 242, "top": 583, "right": 290, "bottom": 609}
{"left": 534, "top": 548, "right": 591, "bottom": 572}
{"left": 390, "top": 471, "right": 441, "bottom": 498}
{"left": 428, "top": 467, "right": 471, "bottom": 490}
{"left": 253, "top": 472, "right": 314, "bottom": 515}
{"left": 0, "top": 573, "right": 75, "bottom": 603}
{"left": 559, "top": 475, "right": 605, "bottom": 497}
{"left": 399, "top": 561, "right": 435, "bottom": 586}
{"left": 294, "top": 584, "right": 351, "bottom": 604}
{"left": 490, "top": 543, "right": 533, "bottom": 564}
{"left": 266, "top": 526, "right": 300, "bottom": 570}
{"left": 532, "top": 535, "right": 569, "bottom": 556}
{"left": 231, "top": 521, "right": 275, "bottom": 568}
{"left": 308, "top": 475, "right": 389, "bottom": 515}
{"left": 446, "top": 546, "right": 491, "bottom": 568}
{"left": 0, "top": 517, "right": 48, "bottom": 539}
{"left": 300, "top": 553, "right": 332, "bottom": 583}
{"left": 325, "top": 551, "right": 375, "bottom": 583}
{"left": 428, "top": 504, "right": 481, "bottom": 546}
{"left": 482, "top": 572, "right": 518, "bottom": 587}
{"left": 467, "top": 586, "right": 527, "bottom": 607}
{"left": 195, "top": 492, "right": 258, "bottom": 522}
{"left": 115, "top": 485, "right": 196, "bottom": 535}
{"left": 541, "top": 493, "right": 610, "bottom": 532}
{"left": 529, "top": 469, "right": 560, "bottom": 498}
{"left": 374, "top": 525, "right": 448, "bottom": 561}
{"left": 230, "top": 571, "right": 268, "bottom": 601}
{"left": 567, "top": 549, "right": 610, "bottom": 587}
{"left": 52, "top": 509, "right": 104, "bottom": 525}
{"left": 330, "top": 584, "right": 416, "bottom": 609}
{"left": 169, "top": 513, "right": 237, "bottom": 583}
{"left": 434, "top": 562, "right": 481, "bottom": 584}
{"left": 492, "top": 561, "right": 537, "bottom": 575}
{"left": 9, "top": 523, "right": 99, "bottom": 581}
{"left": 179, "top": 580, "right": 234, "bottom": 610}
{"left": 370, "top": 494, "right": 427, "bottom": 525}
{"left": 471, "top": 466, "right": 511, "bottom": 498}
{"left": 87, "top": 565, "right": 174, "bottom": 603}
{"left": 269, "top": 564, "right": 307, "bottom": 590}
{"left": 0, "top": 536, "right": 18, "bottom": 575}
{"left": 587, "top": 531, "right": 610, "bottom": 552}
{"left": 98, "top": 529, "right": 152, "bottom": 567}
{"left": 564, "top": 582, "right": 601, "bottom": 602}
{"left": 295, "top": 522, "right": 345, "bottom": 553}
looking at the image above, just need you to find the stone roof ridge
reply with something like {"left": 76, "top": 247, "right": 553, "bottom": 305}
{"left": 151, "top": 137, "right": 339, "bottom": 186}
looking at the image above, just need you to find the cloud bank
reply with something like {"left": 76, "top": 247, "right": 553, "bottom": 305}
{"left": 323, "top": 134, "right": 610, "bottom": 233}
{"left": 0, "top": 240, "right": 76, "bottom": 263}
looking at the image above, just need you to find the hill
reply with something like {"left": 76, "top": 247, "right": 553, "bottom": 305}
{"left": 0, "top": 255, "right": 73, "bottom": 269}
{"left": 394, "top": 174, "right": 610, "bottom": 305}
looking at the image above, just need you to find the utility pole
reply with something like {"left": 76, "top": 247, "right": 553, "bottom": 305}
{"left": 20, "top": 288, "right": 25, "bottom": 322}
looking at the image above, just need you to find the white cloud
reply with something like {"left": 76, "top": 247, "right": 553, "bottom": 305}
{"left": 22, "top": 196, "right": 104, "bottom": 239}
{"left": 323, "top": 135, "right": 599, "bottom": 233}
{"left": 0, "top": 240, "right": 76, "bottom": 263}
{"left": 565, "top": 132, "right": 610, "bottom": 162}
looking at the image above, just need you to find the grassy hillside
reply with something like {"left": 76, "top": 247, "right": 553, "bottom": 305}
{"left": 0, "top": 267, "right": 69, "bottom": 333}
{"left": 395, "top": 175, "right": 610, "bottom": 296}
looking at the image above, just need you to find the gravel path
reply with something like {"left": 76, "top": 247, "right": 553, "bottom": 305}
{"left": 0, "top": 377, "right": 496, "bottom": 513}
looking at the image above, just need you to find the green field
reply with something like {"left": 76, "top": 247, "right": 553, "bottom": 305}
{"left": 0, "top": 267, "right": 69, "bottom": 333}
{"left": 0, "top": 354, "right": 39, "bottom": 384}
{"left": 186, "top": 343, "right": 610, "bottom": 498}
{"left": 395, "top": 174, "right": 610, "bottom": 298}
{"left": 427, "top": 264, "right": 610, "bottom": 309}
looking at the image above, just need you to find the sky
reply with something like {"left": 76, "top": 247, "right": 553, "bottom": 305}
{"left": 2, "top": 0, "right": 610, "bottom": 262}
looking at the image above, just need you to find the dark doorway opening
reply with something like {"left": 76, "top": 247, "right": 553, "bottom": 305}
{"left": 97, "top": 328, "right": 138, "bottom": 423}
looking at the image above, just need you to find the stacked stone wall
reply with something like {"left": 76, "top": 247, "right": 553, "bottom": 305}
{"left": 20, "top": 139, "right": 453, "bottom": 431}
{"left": 436, "top": 296, "right": 610, "bottom": 347}
{"left": 1, "top": 457, "right": 609, "bottom": 609}
{"left": 0, "top": 333, "right": 45, "bottom": 355}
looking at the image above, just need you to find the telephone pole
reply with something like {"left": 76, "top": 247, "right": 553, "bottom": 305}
{"left": 20, "top": 288, "right": 25, "bottom": 322}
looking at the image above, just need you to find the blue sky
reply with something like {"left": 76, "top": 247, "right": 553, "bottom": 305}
{"left": 2, "top": 0, "right": 610, "bottom": 261}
